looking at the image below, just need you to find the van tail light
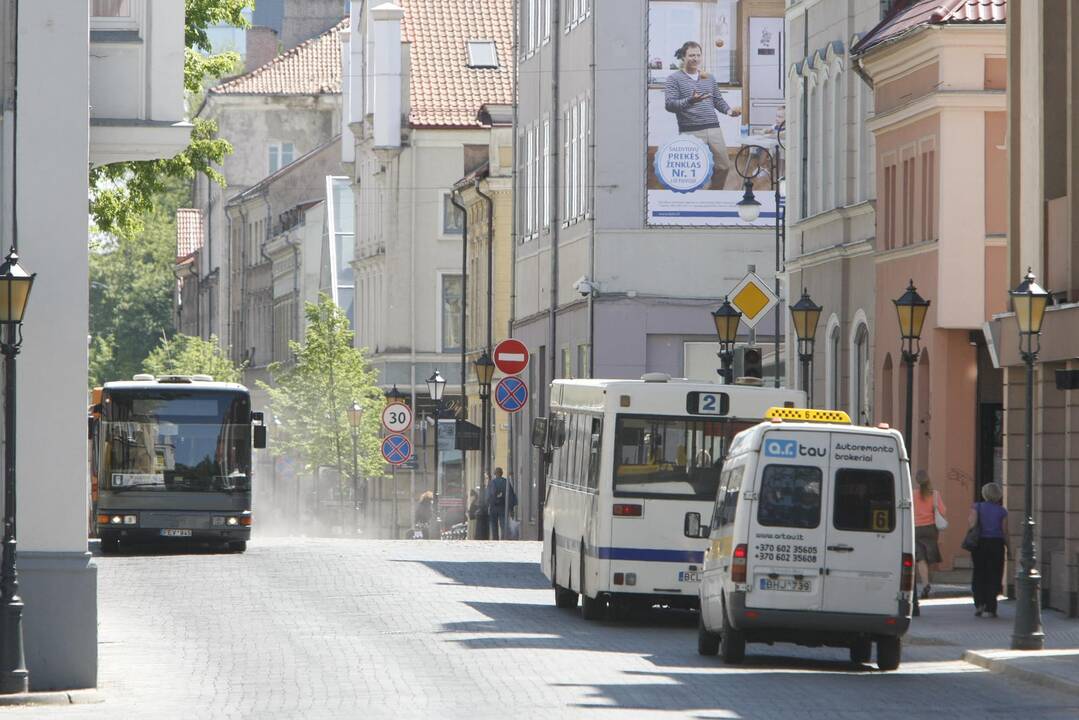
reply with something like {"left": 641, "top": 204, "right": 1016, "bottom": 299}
{"left": 900, "top": 552, "right": 914, "bottom": 592}
{"left": 732, "top": 544, "right": 748, "bottom": 583}
{"left": 240, "top": 515, "right": 253, "bottom": 527}
{"left": 613, "top": 504, "right": 642, "bottom": 517}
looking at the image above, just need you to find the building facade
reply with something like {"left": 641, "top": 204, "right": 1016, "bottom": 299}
{"left": 1, "top": 0, "right": 189, "bottom": 690}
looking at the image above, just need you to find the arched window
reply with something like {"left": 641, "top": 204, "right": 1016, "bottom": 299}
{"left": 916, "top": 350, "right": 931, "bottom": 471}
{"left": 849, "top": 315, "right": 871, "bottom": 424}
{"left": 824, "top": 314, "right": 841, "bottom": 410}
{"left": 821, "top": 73, "right": 833, "bottom": 209}
{"left": 881, "top": 353, "right": 894, "bottom": 427}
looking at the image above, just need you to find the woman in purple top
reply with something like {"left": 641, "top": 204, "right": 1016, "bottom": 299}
{"left": 968, "top": 482, "right": 1010, "bottom": 617}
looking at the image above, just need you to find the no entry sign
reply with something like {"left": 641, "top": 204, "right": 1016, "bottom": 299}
{"left": 494, "top": 338, "right": 529, "bottom": 375}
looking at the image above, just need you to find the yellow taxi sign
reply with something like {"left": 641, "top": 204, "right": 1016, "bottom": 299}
{"left": 765, "top": 407, "right": 852, "bottom": 424}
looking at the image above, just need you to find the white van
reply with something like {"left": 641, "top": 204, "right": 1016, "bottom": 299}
{"left": 687, "top": 407, "right": 914, "bottom": 670}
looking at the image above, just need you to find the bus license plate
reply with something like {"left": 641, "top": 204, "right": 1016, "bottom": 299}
{"left": 678, "top": 570, "right": 701, "bottom": 583}
{"left": 760, "top": 577, "right": 811, "bottom": 592}
{"left": 160, "top": 529, "right": 192, "bottom": 538}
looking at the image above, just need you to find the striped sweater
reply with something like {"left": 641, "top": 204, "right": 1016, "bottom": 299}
{"left": 663, "top": 70, "right": 732, "bottom": 133}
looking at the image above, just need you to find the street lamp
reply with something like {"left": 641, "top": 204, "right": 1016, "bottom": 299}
{"left": 0, "top": 248, "right": 34, "bottom": 694}
{"left": 425, "top": 370, "right": 447, "bottom": 540}
{"left": 789, "top": 289, "right": 822, "bottom": 407}
{"left": 712, "top": 297, "right": 741, "bottom": 385}
{"left": 346, "top": 400, "right": 363, "bottom": 536}
{"left": 732, "top": 135, "right": 785, "bottom": 388}
{"left": 1010, "top": 268, "right": 1048, "bottom": 651}
{"left": 893, "top": 279, "right": 930, "bottom": 616}
{"left": 473, "top": 352, "right": 496, "bottom": 492}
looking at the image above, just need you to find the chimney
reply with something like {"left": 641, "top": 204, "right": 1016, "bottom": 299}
{"left": 245, "top": 26, "right": 280, "bottom": 72}
{"left": 371, "top": 2, "right": 404, "bottom": 149}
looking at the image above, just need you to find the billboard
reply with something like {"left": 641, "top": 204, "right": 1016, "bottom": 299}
{"left": 647, "top": 1, "right": 784, "bottom": 227}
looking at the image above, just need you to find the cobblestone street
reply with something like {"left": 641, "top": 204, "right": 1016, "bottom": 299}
{"left": 11, "top": 538, "right": 1079, "bottom": 719}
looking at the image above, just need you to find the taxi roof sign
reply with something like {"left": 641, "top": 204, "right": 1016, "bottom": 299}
{"left": 765, "top": 407, "right": 852, "bottom": 424}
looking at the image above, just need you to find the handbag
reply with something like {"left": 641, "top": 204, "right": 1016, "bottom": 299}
{"left": 961, "top": 503, "right": 981, "bottom": 552}
{"left": 933, "top": 491, "right": 949, "bottom": 530}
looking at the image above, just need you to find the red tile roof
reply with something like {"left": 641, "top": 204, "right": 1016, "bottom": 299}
{"left": 400, "top": 0, "right": 514, "bottom": 128}
{"left": 210, "top": 18, "right": 347, "bottom": 96}
{"left": 176, "top": 208, "right": 203, "bottom": 259}
{"left": 852, "top": 0, "right": 1006, "bottom": 55}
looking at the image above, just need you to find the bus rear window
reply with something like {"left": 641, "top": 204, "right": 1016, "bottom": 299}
{"left": 757, "top": 465, "right": 822, "bottom": 529}
{"left": 833, "top": 469, "right": 895, "bottom": 533}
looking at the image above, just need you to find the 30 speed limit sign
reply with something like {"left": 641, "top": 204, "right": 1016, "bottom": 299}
{"left": 381, "top": 402, "right": 413, "bottom": 433}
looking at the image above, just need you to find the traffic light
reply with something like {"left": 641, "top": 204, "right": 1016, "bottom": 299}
{"left": 734, "top": 346, "right": 763, "bottom": 380}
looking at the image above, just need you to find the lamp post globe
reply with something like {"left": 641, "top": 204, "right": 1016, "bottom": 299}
{"left": 426, "top": 370, "right": 446, "bottom": 402}
{"left": 1010, "top": 268, "right": 1048, "bottom": 651}
{"left": 712, "top": 298, "right": 741, "bottom": 385}
{"left": 788, "top": 289, "right": 822, "bottom": 407}
{"left": 473, "top": 352, "right": 496, "bottom": 396}
{"left": 736, "top": 179, "right": 762, "bottom": 223}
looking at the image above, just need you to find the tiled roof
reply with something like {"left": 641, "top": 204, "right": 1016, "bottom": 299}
{"left": 400, "top": 0, "right": 514, "bottom": 128}
{"left": 852, "top": 0, "right": 1006, "bottom": 55}
{"left": 176, "top": 208, "right": 203, "bottom": 259}
{"left": 210, "top": 18, "right": 347, "bottom": 96}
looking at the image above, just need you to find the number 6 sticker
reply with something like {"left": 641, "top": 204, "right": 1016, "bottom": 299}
{"left": 381, "top": 402, "right": 413, "bottom": 433}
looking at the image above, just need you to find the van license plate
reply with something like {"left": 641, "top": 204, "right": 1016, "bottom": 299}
{"left": 760, "top": 578, "right": 811, "bottom": 592}
{"left": 678, "top": 571, "right": 701, "bottom": 583}
{"left": 160, "top": 529, "right": 192, "bottom": 537}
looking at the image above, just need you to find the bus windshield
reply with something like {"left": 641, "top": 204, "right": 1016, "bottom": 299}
{"left": 613, "top": 415, "right": 754, "bottom": 500}
{"left": 102, "top": 390, "right": 251, "bottom": 493}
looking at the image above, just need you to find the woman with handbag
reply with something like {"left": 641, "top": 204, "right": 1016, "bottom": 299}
{"left": 968, "top": 482, "right": 1010, "bottom": 618}
{"left": 912, "top": 470, "right": 947, "bottom": 599}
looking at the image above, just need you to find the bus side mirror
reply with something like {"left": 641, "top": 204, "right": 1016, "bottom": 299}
{"left": 251, "top": 411, "right": 267, "bottom": 449}
{"left": 684, "top": 512, "right": 708, "bottom": 539}
{"left": 530, "top": 417, "right": 548, "bottom": 449}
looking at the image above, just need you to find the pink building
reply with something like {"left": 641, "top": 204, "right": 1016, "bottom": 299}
{"left": 852, "top": 0, "right": 1007, "bottom": 569}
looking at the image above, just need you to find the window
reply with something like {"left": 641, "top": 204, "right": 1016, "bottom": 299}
{"left": 562, "top": 97, "right": 591, "bottom": 222}
{"left": 467, "top": 41, "right": 499, "bottom": 68}
{"left": 442, "top": 193, "right": 464, "bottom": 235}
{"left": 883, "top": 164, "right": 897, "bottom": 249}
{"left": 921, "top": 148, "right": 935, "bottom": 241}
{"left": 757, "top": 465, "right": 822, "bottom": 529}
{"left": 560, "top": 347, "right": 571, "bottom": 378}
{"left": 902, "top": 156, "right": 915, "bottom": 246}
{"left": 565, "top": 0, "right": 591, "bottom": 29}
{"left": 92, "top": 0, "right": 130, "bottom": 16}
{"left": 268, "top": 142, "right": 295, "bottom": 174}
{"left": 525, "top": 125, "right": 536, "bottom": 236}
{"left": 542, "top": 119, "right": 551, "bottom": 229}
{"left": 440, "top": 274, "right": 463, "bottom": 352}
{"left": 528, "top": 0, "right": 538, "bottom": 55}
{"left": 577, "top": 344, "right": 591, "bottom": 379}
{"left": 852, "top": 322, "right": 870, "bottom": 424}
{"left": 829, "top": 325, "right": 840, "bottom": 410}
{"left": 712, "top": 466, "right": 744, "bottom": 531}
{"left": 833, "top": 469, "right": 895, "bottom": 532}
{"left": 587, "top": 418, "right": 602, "bottom": 489}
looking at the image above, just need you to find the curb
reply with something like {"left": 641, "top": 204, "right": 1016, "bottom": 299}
{"left": 963, "top": 650, "right": 1079, "bottom": 698}
{"left": 0, "top": 689, "right": 103, "bottom": 707}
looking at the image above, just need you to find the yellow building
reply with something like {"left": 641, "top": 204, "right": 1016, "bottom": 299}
{"left": 453, "top": 108, "right": 514, "bottom": 500}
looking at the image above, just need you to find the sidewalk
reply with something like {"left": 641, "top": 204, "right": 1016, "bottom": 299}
{"left": 909, "top": 594, "right": 1079, "bottom": 696}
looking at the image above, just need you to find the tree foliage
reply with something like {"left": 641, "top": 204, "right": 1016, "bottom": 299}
{"left": 260, "top": 297, "right": 387, "bottom": 480}
{"left": 89, "top": 0, "right": 252, "bottom": 237}
{"left": 143, "top": 333, "right": 245, "bottom": 383}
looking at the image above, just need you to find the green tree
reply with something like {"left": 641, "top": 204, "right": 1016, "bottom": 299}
{"left": 90, "top": 0, "right": 252, "bottom": 237}
{"left": 260, "top": 297, "right": 386, "bottom": 482}
{"left": 88, "top": 177, "right": 190, "bottom": 387}
{"left": 143, "top": 333, "right": 245, "bottom": 383}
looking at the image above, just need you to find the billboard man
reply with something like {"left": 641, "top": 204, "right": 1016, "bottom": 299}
{"left": 663, "top": 41, "right": 741, "bottom": 190}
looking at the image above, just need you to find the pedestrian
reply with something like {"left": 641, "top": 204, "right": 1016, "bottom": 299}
{"left": 414, "top": 491, "right": 434, "bottom": 539}
{"left": 912, "top": 470, "right": 947, "bottom": 599}
{"left": 663, "top": 40, "right": 742, "bottom": 190}
{"left": 969, "top": 482, "right": 1009, "bottom": 618}
{"left": 486, "top": 467, "right": 517, "bottom": 541}
{"left": 467, "top": 489, "right": 479, "bottom": 539}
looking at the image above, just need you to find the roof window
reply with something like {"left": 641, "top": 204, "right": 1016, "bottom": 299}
{"left": 467, "top": 40, "right": 499, "bottom": 69}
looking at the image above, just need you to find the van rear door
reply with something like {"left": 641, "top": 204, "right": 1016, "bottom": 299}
{"left": 820, "top": 431, "right": 904, "bottom": 616}
{"left": 744, "top": 429, "right": 829, "bottom": 612}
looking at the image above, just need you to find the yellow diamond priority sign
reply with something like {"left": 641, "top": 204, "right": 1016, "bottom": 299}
{"left": 729, "top": 272, "right": 779, "bottom": 329}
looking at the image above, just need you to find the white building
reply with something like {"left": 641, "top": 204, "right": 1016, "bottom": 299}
{"left": 0, "top": 0, "right": 189, "bottom": 690}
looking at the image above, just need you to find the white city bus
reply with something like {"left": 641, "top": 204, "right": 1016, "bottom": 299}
{"left": 536, "top": 374, "right": 805, "bottom": 619}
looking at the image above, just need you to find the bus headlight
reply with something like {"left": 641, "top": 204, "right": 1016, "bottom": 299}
{"left": 123, "top": 515, "right": 137, "bottom": 525}
{"left": 110, "top": 515, "right": 123, "bottom": 525}
{"left": 226, "top": 517, "right": 239, "bottom": 526}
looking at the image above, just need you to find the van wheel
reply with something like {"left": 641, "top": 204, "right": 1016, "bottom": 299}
{"left": 850, "top": 637, "right": 872, "bottom": 665}
{"left": 720, "top": 600, "right": 746, "bottom": 664}
{"left": 697, "top": 613, "right": 720, "bottom": 656}
{"left": 580, "top": 546, "right": 604, "bottom": 620}
{"left": 552, "top": 543, "right": 578, "bottom": 609}
{"left": 876, "top": 636, "right": 901, "bottom": 671}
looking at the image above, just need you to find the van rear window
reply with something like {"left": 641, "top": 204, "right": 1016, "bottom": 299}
{"left": 833, "top": 469, "right": 895, "bottom": 532}
{"left": 757, "top": 465, "right": 822, "bottom": 529}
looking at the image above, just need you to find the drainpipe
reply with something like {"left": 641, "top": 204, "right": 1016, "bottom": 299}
{"left": 282, "top": 227, "right": 301, "bottom": 364}
{"left": 260, "top": 194, "right": 274, "bottom": 368}
{"left": 205, "top": 174, "right": 213, "bottom": 339}
{"left": 588, "top": 0, "right": 597, "bottom": 377}
{"left": 450, "top": 189, "right": 468, "bottom": 408}
{"left": 475, "top": 179, "right": 495, "bottom": 486}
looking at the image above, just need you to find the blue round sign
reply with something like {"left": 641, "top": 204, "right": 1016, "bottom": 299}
{"left": 381, "top": 434, "right": 413, "bottom": 465}
{"left": 495, "top": 377, "right": 529, "bottom": 414}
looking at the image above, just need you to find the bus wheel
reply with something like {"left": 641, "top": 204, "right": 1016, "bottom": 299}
{"left": 100, "top": 536, "right": 120, "bottom": 555}
{"left": 720, "top": 599, "right": 746, "bottom": 664}
{"left": 697, "top": 613, "right": 720, "bottom": 656}
{"left": 876, "top": 636, "right": 901, "bottom": 671}
{"left": 580, "top": 546, "right": 604, "bottom": 620}
{"left": 227, "top": 541, "right": 247, "bottom": 553}
{"left": 552, "top": 544, "right": 578, "bottom": 609}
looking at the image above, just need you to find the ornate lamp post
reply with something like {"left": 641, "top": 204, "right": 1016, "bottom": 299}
{"left": 1010, "top": 269, "right": 1048, "bottom": 650}
{"left": 789, "top": 289, "right": 822, "bottom": 407}
{"left": 893, "top": 279, "right": 930, "bottom": 615}
{"left": 0, "top": 249, "right": 34, "bottom": 694}
{"left": 712, "top": 297, "right": 741, "bottom": 385}
{"left": 346, "top": 400, "right": 363, "bottom": 535}
{"left": 425, "top": 370, "right": 447, "bottom": 540}
{"left": 473, "top": 352, "right": 496, "bottom": 491}
{"left": 732, "top": 134, "right": 784, "bottom": 388}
